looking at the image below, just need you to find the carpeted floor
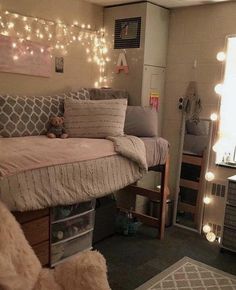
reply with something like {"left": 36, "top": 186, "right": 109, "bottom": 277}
{"left": 94, "top": 226, "right": 236, "bottom": 290}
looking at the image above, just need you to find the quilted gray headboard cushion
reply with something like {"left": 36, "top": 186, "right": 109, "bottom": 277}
{"left": 87, "top": 88, "right": 130, "bottom": 102}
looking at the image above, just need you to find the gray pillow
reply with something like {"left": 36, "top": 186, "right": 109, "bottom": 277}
{"left": 64, "top": 98, "right": 127, "bottom": 138}
{"left": 0, "top": 89, "right": 90, "bottom": 138}
{"left": 0, "top": 94, "right": 64, "bottom": 137}
{"left": 124, "top": 106, "right": 157, "bottom": 137}
{"left": 186, "top": 120, "right": 209, "bottom": 136}
{"left": 67, "top": 88, "right": 90, "bottom": 101}
{"left": 87, "top": 88, "right": 129, "bottom": 100}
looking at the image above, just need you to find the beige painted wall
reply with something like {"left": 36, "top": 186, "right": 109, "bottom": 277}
{"left": 163, "top": 2, "right": 236, "bottom": 228}
{"left": 0, "top": 0, "right": 103, "bottom": 95}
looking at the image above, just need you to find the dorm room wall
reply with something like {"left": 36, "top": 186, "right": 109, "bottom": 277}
{"left": 0, "top": 0, "right": 103, "bottom": 95}
{"left": 104, "top": 2, "right": 147, "bottom": 106}
{"left": 163, "top": 2, "right": 236, "bottom": 229}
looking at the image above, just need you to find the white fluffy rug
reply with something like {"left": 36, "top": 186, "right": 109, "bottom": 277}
{"left": 136, "top": 257, "right": 236, "bottom": 290}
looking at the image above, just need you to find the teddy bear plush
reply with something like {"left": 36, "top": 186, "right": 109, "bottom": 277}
{"left": 47, "top": 116, "right": 68, "bottom": 139}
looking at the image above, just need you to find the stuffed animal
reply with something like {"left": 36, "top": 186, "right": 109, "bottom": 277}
{"left": 47, "top": 116, "right": 68, "bottom": 139}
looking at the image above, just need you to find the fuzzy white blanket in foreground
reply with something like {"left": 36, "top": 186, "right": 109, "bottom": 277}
{"left": 0, "top": 135, "right": 147, "bottom": 211}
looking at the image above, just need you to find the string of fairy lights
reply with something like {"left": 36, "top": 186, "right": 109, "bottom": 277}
{"left": 0, "top": 9, "right": 110, "bottom": 87}
{"left": 202, "top": 50, "right": 226, "bottom": 243}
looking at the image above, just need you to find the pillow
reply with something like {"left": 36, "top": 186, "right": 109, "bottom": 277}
{"left": 0, "top": 89, "right": 90, "bottom": 138}
{"left": 67, "top": 88, "right": 90, "bottom": 101}
{"left": 124, "top": 106, "right": 157, "bottom": 137}
{"left": 87, "top": 88, "right": 129, "bottom": 100}
{"left": 186, "top": 120, "right": 209, "bottom": 136}
{"left": 64, "top": 98, "right": 127, "bottom": 138}
{"left": 0, "top": 94, "right": 64, "bottom": 137}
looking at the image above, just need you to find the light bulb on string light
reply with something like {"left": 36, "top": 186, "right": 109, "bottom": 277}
{"left": 214, "top": 83, "right": 224, "bottom": 95}
{"left": 0, "top": 9, "right": 108, "bottom": 80}
{"left": 206, "top": 231, "right": 216, "bottom": 242}
{"left": 216, "top": 51, "right": 226, "bottom": 62}
{"left": 210, "top": 113, "right": 218, "bottom": 121}
{"left": 203, "top": 196, "right": 212, "bottom": 205}
{"left": 212, "top": 141, "right": 219, "bottom": 153}
{"left": 203, "top": 224, "right": 211, "bottom": 234}
{"left": 7, "top": 22, "right": 14, "bottom": 29}
{"left": 205, "top": 172, "right": 215, "bottom": 182}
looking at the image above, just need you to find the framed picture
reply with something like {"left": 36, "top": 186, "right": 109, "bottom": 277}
{"left": 55, "top": 57, "right": 64, "bottom": 73}
{"left": 114, "top": 17, "right": 141, "bottom": 49}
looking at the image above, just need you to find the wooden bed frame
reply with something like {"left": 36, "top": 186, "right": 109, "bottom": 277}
{"left": 118, "top": 155, "right": 170, "bottom": 240}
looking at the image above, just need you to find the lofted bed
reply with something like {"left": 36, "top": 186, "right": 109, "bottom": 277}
{"left": 0, "top": 88, "right": 169, "bottom": 266}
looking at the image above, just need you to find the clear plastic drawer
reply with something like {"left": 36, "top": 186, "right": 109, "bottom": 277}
{"left": 52, "top": 200, "right": 95, "bottom": 222}
{"left": 52, "top": 210, "right": 95, "bottom": 243}
{"left": 51, "top": 230, "right": 93, "bottom": 266}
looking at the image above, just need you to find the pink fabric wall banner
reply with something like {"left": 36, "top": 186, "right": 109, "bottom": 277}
{"left": 0, "top": 35, "right": 51, "bottom": 77}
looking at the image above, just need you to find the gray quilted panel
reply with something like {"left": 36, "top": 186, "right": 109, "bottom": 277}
{"left": 0, "top": 89, "right": 90, "bottom": 137}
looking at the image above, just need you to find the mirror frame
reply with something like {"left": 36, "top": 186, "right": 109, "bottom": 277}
{"left": 173, "top": 116, "right": 214, "bottom": 233}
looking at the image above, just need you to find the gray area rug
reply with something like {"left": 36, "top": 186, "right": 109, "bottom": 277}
{"left": 136, "top": 257, "right": 236, "bottom": 290}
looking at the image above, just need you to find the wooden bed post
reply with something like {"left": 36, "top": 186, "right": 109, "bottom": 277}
{"left": 119, "top": 153, "right": 170, "bottom": 240}
{"left": 159, "top": 154, "right": 170, "bottom": 240}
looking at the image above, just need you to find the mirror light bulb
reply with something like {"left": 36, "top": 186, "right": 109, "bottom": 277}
{"left": 203, "top": 196, "right": 212, "bottom": 205}
{"left": 210, "top": 113, "right": 218, "bottom": 121}
{"left": 212, "top": 142, "right": 219, "bottom": 153}
{"left": 216, "top": 52, "right": 226, "bottom": 62}
{"left": 214, "top": 84, "right": 223, "bottom": 95}
{"left": 206, "top": 231, "right": 216, "bottom": 242}
{"left": 205, "top": 172, "right": 215, "bottom": 182}
{"left": 203, "top": 224, "right": 211, "bottom": 233}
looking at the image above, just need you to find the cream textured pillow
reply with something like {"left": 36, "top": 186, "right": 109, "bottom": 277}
{"left": 64, "top": 98, "right": 127, "bottom": 138}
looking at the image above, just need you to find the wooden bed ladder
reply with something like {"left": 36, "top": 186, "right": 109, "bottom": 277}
{"left": 119, "top": 155, "right": 170, "bottom": 240}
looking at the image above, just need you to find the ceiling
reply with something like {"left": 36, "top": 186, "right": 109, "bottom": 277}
{"left": 87, "top": 0, "right": 230, "bottom": 8}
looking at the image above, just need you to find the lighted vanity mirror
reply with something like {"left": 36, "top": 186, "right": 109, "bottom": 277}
{"left": 214, "top": 35, "right": 236, "bottom": 168}
{"left": 174, "top": 118, "right": 213, "bottom": 232}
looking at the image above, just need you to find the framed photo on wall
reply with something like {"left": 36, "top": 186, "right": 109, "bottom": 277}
{"left": 114, "top": 17, "right": 141, "bottom": 49}
{"left": 55, "top": 57, "right": 64, "bottom": 73}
